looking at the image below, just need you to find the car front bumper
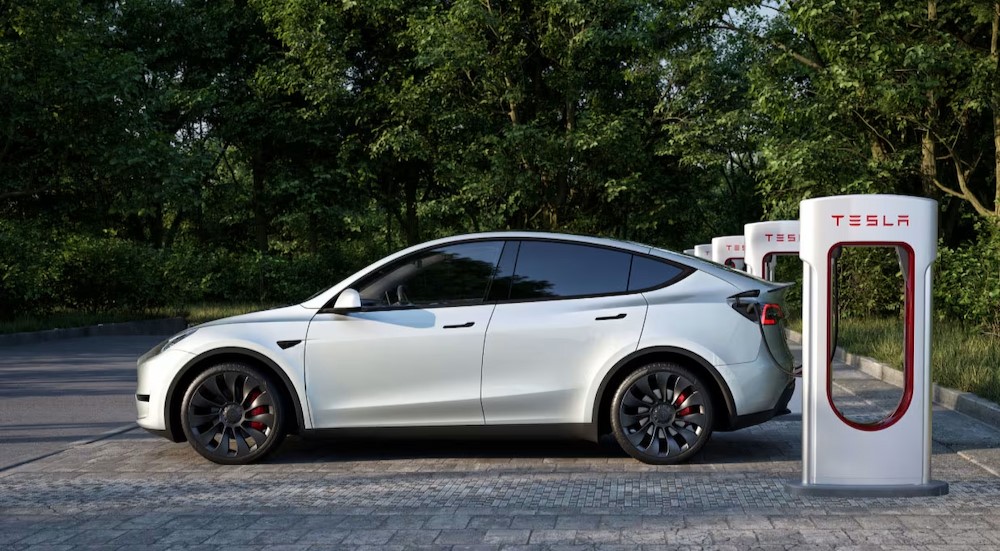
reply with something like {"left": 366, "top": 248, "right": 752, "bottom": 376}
{"left": 135, "top": 347, "right": 194, "bottom": 435}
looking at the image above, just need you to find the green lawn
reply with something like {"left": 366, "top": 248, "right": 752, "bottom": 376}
{"left": 0, "top": 303, "right": 278, "bottom": 335}
{"left": 791, "top": 317, "right": 1000, "bottom": 405}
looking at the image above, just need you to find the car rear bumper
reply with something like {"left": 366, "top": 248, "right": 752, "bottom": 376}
{"left": 724, "top": 377, "right": 796, "bottom": 431}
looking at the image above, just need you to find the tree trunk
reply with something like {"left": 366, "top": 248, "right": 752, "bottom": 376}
{"left": 993, "top": 3, "right": 1000, "bottom": 215}
{"left": 871, "top": 138, "right": 888, "bottom": 163}
{"left": 251, "top": 158, "right": 268, "bottom": 252}
{"left": 923, "top": 3, "right": 938, "bottom": 198}
{"left": 150, "top": 203, "right": 164, "bottom": 249}
{"left": 920, "top": 128, "right": 937, "bottom": 197}
{"left": 403, "top": 178, "right": 420, "bottom": 245}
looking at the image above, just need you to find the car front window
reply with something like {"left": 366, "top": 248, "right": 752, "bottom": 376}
{"left": 357, "top": 241, "right": 504, "bottom": 308}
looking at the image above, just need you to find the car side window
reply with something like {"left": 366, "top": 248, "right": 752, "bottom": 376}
{"left": 508, "top": 241, "right": 631, "bottom": 300}
{"left": 358, "top": 241, "right": 503, "bottom": 308}
{"left": 628, "top": 255, "right": 684, "bottom": 291}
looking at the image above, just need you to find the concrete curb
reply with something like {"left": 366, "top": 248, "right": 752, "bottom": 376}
{"left": 0, "top": 317, "right": 187, "bottom": 347}
{"left": 786, "top": 329, "right": 1000, "bottom": 430}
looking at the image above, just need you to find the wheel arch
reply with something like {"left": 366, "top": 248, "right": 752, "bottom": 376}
{"left": 163, "top": 347, "right": 305, "bottom": 443}
{"left": 592, "top": 346, "right": 737, "bottom": 437}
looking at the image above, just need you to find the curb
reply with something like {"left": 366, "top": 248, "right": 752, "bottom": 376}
{"left": 786, "top": 330, "right": 1000, "bottom": 430}
{"left": 0, "top": 317, "right": 187, "bottom": 347}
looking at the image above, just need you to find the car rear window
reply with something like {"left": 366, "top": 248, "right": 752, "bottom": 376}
{"left": 508, "top": 241, "right": 631, "bottom": 299}
{"left": 628, "top": 255, "right": 684, "bottom": 291}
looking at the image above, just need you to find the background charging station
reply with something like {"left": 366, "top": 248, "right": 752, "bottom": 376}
{"left": 788, "top": 194, "right": 947, "bottom": 497}
{"left": 693, "top": 244, "right": 713, "bottom": 259}
{"left": 710, "top": 235, "right": 746, "bottom": 269}
{"left": 744, "top": 220, "right": 800, "bottom": 279}
{"left": 683, "top": 248, "right": 695, "bottom": 255}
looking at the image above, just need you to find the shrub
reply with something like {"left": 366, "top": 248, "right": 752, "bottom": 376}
{"left": 57, "top": 236, "right": 167, "bottom": 312}
{"left": 0, "top": 221, "right": 61, "bottom": 316}
{"left": 935, "top": 222, "right": 1000, "bottom": 330}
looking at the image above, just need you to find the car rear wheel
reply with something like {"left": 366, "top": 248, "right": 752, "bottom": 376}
{"left": 611, "top": 362, "right": 713, "bottom": 464}
{"left": 181, "top": 363, "right": 287, "bottom": 464}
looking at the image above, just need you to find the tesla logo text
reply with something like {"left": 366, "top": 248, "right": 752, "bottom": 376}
{"left": 831, "top": 214, "right": 910, "bottom": 227}
{"left": 764, "top": 233, "right": 797, "bottom": 243}
{"left": 725, "top": 244, "right": 745, "bottom": 251}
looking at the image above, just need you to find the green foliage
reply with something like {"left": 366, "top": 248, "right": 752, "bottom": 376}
{"left": 58, "top": 236, "right": 167, "bottom": 312}
{"left": 0, "top": 221, "right": 61, "bottom": 315}
{"left": 834, "top": 247, "right": 906, "bottom": 318}
{"left": 935, "top": 222, "right": 1000, "bottom": 328}
{"left": 1, "top": 0, "right": 999, "bottom": 348}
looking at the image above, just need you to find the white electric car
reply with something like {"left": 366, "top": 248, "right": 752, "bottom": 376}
{"left": 136, "top": 232, "right": 795, "bottom": 465}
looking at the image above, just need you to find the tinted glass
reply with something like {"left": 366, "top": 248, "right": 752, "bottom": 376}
{"left": 628, "top": 255, "right": 684, "bottom": 291}
{"left": 509, "top": 241, "right": 631, "bottom": 299}
{"left": 359, "top": 241, "right": 503, "bottom": 307}
{"left": 486, "top": 241, "right": 519, "bottom": 301}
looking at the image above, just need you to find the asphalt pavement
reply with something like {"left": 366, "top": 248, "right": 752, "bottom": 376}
{"left": 0, "top": 335, "right": 163, "bottom": 470}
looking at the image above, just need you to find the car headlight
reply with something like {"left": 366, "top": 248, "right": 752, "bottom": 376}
{"left": 161, "top": 328, "right": 198, "bottom": 353}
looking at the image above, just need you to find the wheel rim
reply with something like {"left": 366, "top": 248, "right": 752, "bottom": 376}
{"left": 619, "top": 371, "right": 707, "bottom": 458}
{"left": 187, "top": 372, "right": 275, "bottom": 459}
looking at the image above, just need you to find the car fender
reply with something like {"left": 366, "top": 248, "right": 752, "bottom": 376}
{"left": 586, "top": 343, "right": 738, "bottom": 428}
{"left": 166, "top": 325, "right": 312, "bottom": 439}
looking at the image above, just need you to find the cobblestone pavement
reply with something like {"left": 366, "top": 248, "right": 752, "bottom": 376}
{"left": 1, "top": 358, "right": 999, "bottom": 550}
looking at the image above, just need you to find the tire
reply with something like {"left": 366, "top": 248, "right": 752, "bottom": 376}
{"left": 610, "top": 362, "right": 714, "bottom": 465}
{"left": 180, "top": 363, "right": 288, "bottom": 465}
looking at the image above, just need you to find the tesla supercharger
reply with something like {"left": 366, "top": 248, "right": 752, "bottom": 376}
{"left": 683, "top": 248, "right": 695, "bottom": 255}
{"left": 711, "top": 235, "right": 746, "bottom": 270}
{"left": 744, "top": 221, "right": 800, "bottom": 280}
{"left": 789, "top": 195, "right": 948, "bottom": 497}
{"left": 693, "top": 244, "right": 712, "bottom": 259}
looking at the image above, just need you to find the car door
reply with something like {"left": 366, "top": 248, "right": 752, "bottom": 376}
{"left": 305, "top": 240, "right": 504, "bottom": 428}
{"left": 481, "top": 240, "right": 649, "bottom": 424}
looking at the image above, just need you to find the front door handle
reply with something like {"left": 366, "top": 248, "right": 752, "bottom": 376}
{"left": 595, "top": 313, "right": 627, "bottom": 321}
{"left": 443, "top": 321, "right": 475, "bottom": 329}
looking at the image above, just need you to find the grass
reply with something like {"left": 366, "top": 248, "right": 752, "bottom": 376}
{"left": 0, "top": 303, "right": 278, "bottom": 335}
{"left": 790, "top": 317, "right": 1000, "bottom": 406}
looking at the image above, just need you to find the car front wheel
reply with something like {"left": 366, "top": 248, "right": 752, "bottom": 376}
{"left": 180, "top": 363, "right": 287, "bottom": 464}
{"left": 611, "top": 363, "right": 714, "bottom": 464}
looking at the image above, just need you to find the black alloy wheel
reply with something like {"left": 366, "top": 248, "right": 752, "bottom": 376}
{"left": 181, "top": 363, "right": 287, "bottom": 464}
{"left": 611, "top": 363, "right": 714, "bottom": 464}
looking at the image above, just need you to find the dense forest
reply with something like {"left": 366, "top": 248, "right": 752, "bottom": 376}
{"left": 1, "top": 0, "right": 998, "bottom": 329}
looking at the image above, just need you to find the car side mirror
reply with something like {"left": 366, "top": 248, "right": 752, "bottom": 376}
{"left": 330, "top": 288, "right": 362, "bottom": 313}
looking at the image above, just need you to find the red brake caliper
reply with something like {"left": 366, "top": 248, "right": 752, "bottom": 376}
{"left": 674, "top": 391, "right": 694, "bottom": 418}
{"left": 244, "top": 389, "right": 267, "bottom": 431}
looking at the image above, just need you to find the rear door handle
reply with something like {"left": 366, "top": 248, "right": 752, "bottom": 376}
{"left": 595, "top": 313, "right": 627, "bottom": 321}
{"left": 443, "top": 321, "right": 475, "bottom": 329}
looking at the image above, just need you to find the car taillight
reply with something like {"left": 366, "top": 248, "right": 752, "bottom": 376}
{"left": 761, "top": 303, "right": 784, "bottom": 325}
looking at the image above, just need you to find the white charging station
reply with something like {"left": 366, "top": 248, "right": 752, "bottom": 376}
{"left": 693, "top": 244, "right": 712, "bottom": 259}
{"left": 683, "top": 248, "right": 695, "bottom": 255}
{"left": 788, "top": 194, "right": 947, "bottom": 497}
{"left": 711, "top": 235, "right": 746, "bottom": 270}
{"left": 744, "top": 221, "right": 800, "bottom": 280}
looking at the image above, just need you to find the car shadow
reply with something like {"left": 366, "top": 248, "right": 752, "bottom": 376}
{"left": 262, "top": 428, "right": 802, "bottom": 466}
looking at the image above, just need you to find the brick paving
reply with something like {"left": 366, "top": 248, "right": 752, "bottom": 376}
{"left": 1, "top": 358, "right": 999, "bottom": 550}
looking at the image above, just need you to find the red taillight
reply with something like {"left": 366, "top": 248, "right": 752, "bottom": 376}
{"left": 761, "top": 303, "right": 784, "bottom": 325}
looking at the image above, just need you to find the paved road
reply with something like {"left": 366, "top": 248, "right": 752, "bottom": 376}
{"left": 2, "top": 337, "right": 999, "bottom": 550}
{"left": 0, "top": 336, "right": 163, "bottom": 470}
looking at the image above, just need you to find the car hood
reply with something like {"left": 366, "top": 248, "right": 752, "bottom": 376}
{"left": 196, "top": 304, "right": 316, "bottom": 328}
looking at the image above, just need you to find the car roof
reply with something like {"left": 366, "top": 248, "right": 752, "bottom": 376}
{"left": 407, "top": 231, "right": 654, "bottom": 255}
